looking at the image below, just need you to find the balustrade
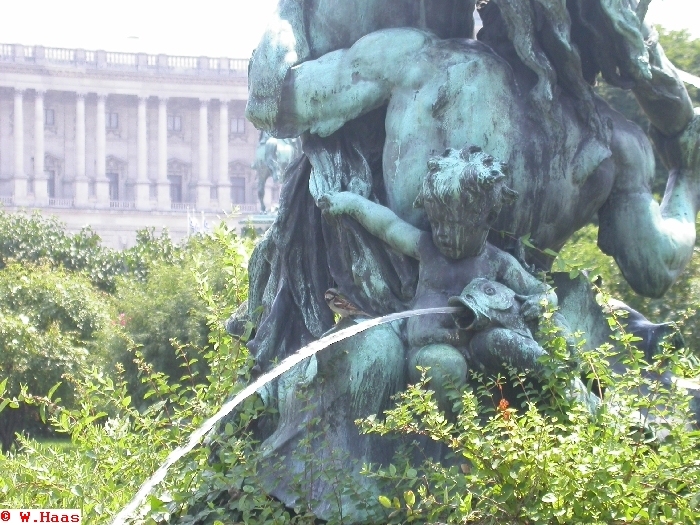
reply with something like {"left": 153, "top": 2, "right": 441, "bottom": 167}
{"left": 48, "top": 198, "right": 74, "bottom": 208}
{"left": 167, "top": 55, "right": 198, "bottom": 69}
{"left": 0, "top": 42, "right": 248, "bottom": 75}
{"left": 235, "top": 203, "right": 259, "bottom": 213}
{"left": 45, "top": 47, "right": 74, "bottom": 62}
{"left": 171, "top": 202, "right": 195, "bottom": 211}
{"left": 109, "top": 200, "right": 136, "bottom": 209}
{"left": 106, "top": 52, "right": 137, "bottom": 66}
{"left": 228, "top": 59, "right": 248, "bottom": 72}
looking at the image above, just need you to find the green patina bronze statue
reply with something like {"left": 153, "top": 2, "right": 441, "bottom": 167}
{"left": 220, "top": 0, "right": 700, "bottom": 520}
{"left": 319, "top": 147, "right": 555, "bottom": 405}
{"left": 251, "top": 131, "right": 300, "bottom": 213}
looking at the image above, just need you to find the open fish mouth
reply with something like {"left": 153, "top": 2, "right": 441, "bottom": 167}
{"left": 448, "top": 294, "right": 490, "bottom": 331}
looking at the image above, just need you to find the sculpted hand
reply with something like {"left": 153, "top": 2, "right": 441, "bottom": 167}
{"left": 651, "top": 108, "right": 700, "bottom": 173}
{"left": 520, "top": 294, "right": 547, "bottom": 321}
{"left": 317, "top": 192, "right": 347, "bottom": 216}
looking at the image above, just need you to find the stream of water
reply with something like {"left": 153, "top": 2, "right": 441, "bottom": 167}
{"left": 111, "top": 306, "right": 462, "bottom": 524}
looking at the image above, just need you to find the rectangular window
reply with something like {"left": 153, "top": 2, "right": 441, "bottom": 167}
{"left": 107, "top": 173, "right": 119, "bottom": 200}
{"left": 44, "top": 108, "right": 55, "bottom": 126}
{"left": 106, "top": 112, "right": 119, "bottom": 129}
{"left": 46, "top": 170, "right": 56, "bottom": 198}
{"left": 230, "top": 177, "right": 246, "bottom": 203}
{"left": 169, "top": 175, "right": 183, "bottom": 203}
{"left": 167, "top": 115, "right": 182, "bottom": 132}
{"left": 230, "top": 117, "right": 245, "bottom": 134}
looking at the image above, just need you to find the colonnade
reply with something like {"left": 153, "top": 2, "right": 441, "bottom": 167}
{"left": 9, "top": 88, "right": 233, "bottom": 211}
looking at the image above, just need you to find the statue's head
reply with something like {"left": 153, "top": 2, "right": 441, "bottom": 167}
{"left": 414, "top": 145, "right": 518, "bottom": 259}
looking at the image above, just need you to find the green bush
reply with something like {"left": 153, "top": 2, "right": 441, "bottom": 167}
{"left": 0, "top": 210, "right": 183, "bottom": 292}
{"left": 1, "top": 215, "right": 698, "bottom": 523}
{"left": 356, "top": 301, "right": 700, "bottom": 524}
{"left": 0, "top": 210, "right": 125, "bottom": 292}
{"left": 0, "top": 262, "right": 115, "bottom": 452}
{"left": 558, "top": 223, "right": 700, "bottom": 356}
{"left": 108, "top": 224, "right": 253, "bottom": 402}
{"left": 0, "top": 223, "right": 257, "bottom": 522}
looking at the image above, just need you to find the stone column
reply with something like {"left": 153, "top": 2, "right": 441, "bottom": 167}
{"left": 34, "top": 90, "right": 48, "bottom": 205}
{"left": 74, "top": 93, "right": 89, "bottom": 206}
{"left": 12, "top": 88, "right": 26, "bottom": 204}
{"left": 95, "top": 94, "right": 109, "bottom": 205}
{"left": 135, "top": 96, "right": 150, "bottom": 209}
{"left": 157, "top": 97, "right": 170, "bottom": 210}
{"left": 218, "top": 99, "right": 231, "bottom": 211}
{"left": 196, "top": 99, "right": 210, "bottom": 209}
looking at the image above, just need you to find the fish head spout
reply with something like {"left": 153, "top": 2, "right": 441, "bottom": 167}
{"left": 448, "top": 278, "right": 519, "bottom": 330}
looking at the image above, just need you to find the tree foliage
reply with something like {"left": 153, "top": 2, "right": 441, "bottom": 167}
{"left": 0, "top": 262, "right": 114, "bottom": 452}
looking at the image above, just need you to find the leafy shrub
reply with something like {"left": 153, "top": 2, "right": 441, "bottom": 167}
{"left": 1, "top": 217, "right": 698, "bottom": 523}
{"left": 0, "top": 262, "right": 115, "bottom": 451}
{"left": 356, "top": 300, "right": 700, "bottom": 524}
{"left": 0, "top": 210, "right": 184, "bottom": 292}
{"left": 558, "top": 223, "right": 700, "bottom": 356}
{"left": 0, "top": 223, "right": 257, "bottom": 522}
{"left": 108, "top": 224, "right": 253, "bottom": 402}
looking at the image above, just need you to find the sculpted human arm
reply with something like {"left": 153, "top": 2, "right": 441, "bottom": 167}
{"left": 270, "top": 29, "right": 433, "bottom": 138}
{"left": 319, "top": 192, "right": 422, "bottom": 259}
{"left": 246, "top": 0, "right": 311, "bottom": 133}
{"left": 631, "top": 23, "right": 694, "bottom": 137}
{"left": 598, "top": 113, "right": 700, "bottom": 298}
{"left": 496, "top": 250, "right": 557, "bottom": 321}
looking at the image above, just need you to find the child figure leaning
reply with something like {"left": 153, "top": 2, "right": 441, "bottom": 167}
{"left": 319, "top": 145, "right": 569, "bottom": 413}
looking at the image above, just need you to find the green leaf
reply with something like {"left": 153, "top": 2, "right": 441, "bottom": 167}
{"left": 404, "top": 490, "right": 415, "bottom": 507}
{"left": 520, "top": 233, "right": 535, "bottom": 248}
{"left": 378, "top": 495, "right": 392, "bottom": 508}
{"left": 459, "top": 493, "right": 473, "bottom": 515}
{"left": 47, "top": 382, "right": 62, "bottom": 400}
{"left": 542, "top": 492, "right": 557, "bottom": 503}
{"left": 0, "top": 378, "right": 7, "bottom": 398}
{"left": 148, "top": 495, "right": 165, "bottom": 510}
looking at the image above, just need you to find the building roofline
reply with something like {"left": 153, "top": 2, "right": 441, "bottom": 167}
{"left": 0, "top": 43, "right": 249, "bottom": 78}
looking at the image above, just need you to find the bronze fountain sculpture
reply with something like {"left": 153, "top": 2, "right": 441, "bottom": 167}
{"left": 222, "top": 0, "right": 700, "bottom": 519}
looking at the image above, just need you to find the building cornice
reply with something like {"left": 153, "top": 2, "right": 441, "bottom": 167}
{"left": 0, "top": 63, "right": 248, "bottom": 86}
{"left": 0, "top": 43, "right": 249, "bottom": 82}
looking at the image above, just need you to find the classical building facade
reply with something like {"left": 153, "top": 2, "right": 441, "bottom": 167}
{"left": 0, "top": 43, "right": 274, "bottom": 247}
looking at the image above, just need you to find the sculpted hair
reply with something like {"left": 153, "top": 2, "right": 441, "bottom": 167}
{"left": 414, "top": 146, "right": 518, "bottom": 209}
{"left": 477, "top": 0, "right": 651, "bottom": 138}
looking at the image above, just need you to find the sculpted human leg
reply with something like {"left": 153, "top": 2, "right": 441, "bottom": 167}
{"left": 407, "top": 343, "right": 469, "bottom": 418}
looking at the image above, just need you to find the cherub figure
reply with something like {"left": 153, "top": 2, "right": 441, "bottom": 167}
{"left": 320, "top": 145, "right": 574, "bottom": 413}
